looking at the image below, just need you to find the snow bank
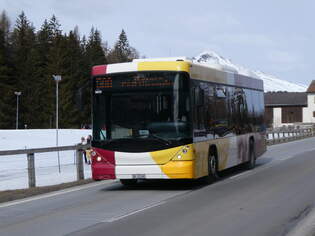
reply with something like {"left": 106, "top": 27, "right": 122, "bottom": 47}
{"left": 0, "top": 129, "right": 92, "bottom": 191}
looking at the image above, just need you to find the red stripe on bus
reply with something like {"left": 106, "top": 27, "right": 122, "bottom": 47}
{"left": 91, "top": 148, "right": 115, "bottom": 180}
{"left": 91, "top": 65, "right": 107, "bottom": 76}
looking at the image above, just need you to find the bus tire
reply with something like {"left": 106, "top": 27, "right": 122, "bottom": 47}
{"left": 245, "top": 140, "right": 256, "bottom": 170}
{"left": 204, "top": 149, "right": 219, "bottom": 184}
{"left": 120, "top": 179, "right": 137, "bottom": 186}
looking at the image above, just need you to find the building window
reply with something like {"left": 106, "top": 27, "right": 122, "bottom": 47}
{"left": 313, "top": 111, "right": 315, "bottom": 117}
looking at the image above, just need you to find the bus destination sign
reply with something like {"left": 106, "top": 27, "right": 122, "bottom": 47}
{"left": 95, "top": 76, "right": 174, "bottom": 89}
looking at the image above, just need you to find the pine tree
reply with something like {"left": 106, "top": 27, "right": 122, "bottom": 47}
{"left": 79, "top": 27, "right": 107, "bottom": 126}
{"left": 0, "top": 11, "right": 14, "bottom": 128}
{"left": 11, "top": 12, "right": 38, "bottom": 128}
{"left": 85, "top": 27, "right": 106, "bottom": 66}
{"left": 44, "top": 15, "right": 67, "bottom": 128}
{"left": 108, "top": 29, "right": 139, "bottom": 63}
{"left": 32, "top": 18, "right": 57, "bottom": 128}
{"left": 0, "top": 12, "right": 142, "bottom": 129}
{"left": 58, "top": 30, "right": 84, "bottom": 128}
{"left": 0, "top": 11, "right": 10, "bottom": 43}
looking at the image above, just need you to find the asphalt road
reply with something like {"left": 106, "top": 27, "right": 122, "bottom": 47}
{"left": 1, "top": 137, "right": 315, "bottom": 236}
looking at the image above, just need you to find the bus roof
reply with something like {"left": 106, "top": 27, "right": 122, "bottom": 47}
{"left": 92, "top": 57, "right": 264, "bottom": 91}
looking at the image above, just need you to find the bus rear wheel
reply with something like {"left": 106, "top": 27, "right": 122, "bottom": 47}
{"left": 120, "top": 179, "right": 138, "bottom": 186}
{"left": 204, "top": 151, "right": 219, "bottom": 184}
{"left": 245, "top": 140, "right": 256, "bottom": 170}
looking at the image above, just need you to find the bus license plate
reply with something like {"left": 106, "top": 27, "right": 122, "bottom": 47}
{"left": 132, "top": 174, "right": 145, "bottom": 179}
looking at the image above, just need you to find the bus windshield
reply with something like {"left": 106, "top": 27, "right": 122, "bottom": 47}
{"left": 93, "top": 72, "right": 191, "bottom": 152}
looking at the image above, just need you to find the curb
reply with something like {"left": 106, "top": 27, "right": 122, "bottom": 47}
{"left": 286, "top": 207, "right": 315, "bottom": 236}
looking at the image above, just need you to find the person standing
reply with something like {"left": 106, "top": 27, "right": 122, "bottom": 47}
{"left": 80, "top": 136, "right": 88, "bottom": 163}
{"left": 86, "top": 135, "right": 92, "bottom": 164}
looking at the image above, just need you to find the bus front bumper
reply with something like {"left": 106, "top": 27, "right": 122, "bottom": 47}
{"left": 92, "top": 160, "right": 194, "bottom": 180}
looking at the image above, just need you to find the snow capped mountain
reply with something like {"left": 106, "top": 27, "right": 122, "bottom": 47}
{"left": 193, "top": 51, "right": 307, "bottom": 92}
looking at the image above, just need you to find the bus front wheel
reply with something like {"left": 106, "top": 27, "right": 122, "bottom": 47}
{"left": 245, "top": 140, "right": 256, "bottom": 169}
{"left": 204, "top": 150, "right": 219, "bottom": 184}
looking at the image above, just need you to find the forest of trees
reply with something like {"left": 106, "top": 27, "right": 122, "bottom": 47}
{"left": 0, "top": 11, "right": 140, "bottom": 129}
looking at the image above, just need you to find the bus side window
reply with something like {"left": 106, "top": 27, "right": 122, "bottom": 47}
{"left": 192, "top": 82, "right": 206, "bottom": 135}
{"left": 204, "top": 84, "right": 216, "bottom": 138}
{"left": 216, "top": 87, "right": 226, "bottom": 98}
{"left": 194, "top": 86, "right": 204, "bottom": 107}
{"left": 214, "top": 86, "right": 229, "bottom": 137}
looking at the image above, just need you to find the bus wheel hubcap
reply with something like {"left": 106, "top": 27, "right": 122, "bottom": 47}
{"left": 210, "top": 156, "right": 217, "bottom": 175}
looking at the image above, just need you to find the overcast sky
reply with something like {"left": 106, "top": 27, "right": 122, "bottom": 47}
{"left": 1, "top": 0, "right": 314, "bottom": 86}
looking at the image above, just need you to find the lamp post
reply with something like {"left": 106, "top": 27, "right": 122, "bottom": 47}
{"left": 14, "top": 91, "right": 21, "bottom": 129}
{"left": 53, "top": 75, "right": 62, "bottom": 173}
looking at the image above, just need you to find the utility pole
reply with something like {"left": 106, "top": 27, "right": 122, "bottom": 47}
{"left": 14, "top": 91, "right": 21, "bottom": 129}
{"left": 53, "top": 75, "right": 62, "bottom": 173}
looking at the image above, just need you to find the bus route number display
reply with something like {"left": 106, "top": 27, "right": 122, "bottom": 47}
{"left": 95, "top": 77, "right": 113, "bottom": 89}
{"left": 95, "top": 76, "right": 173, "bottom": 89}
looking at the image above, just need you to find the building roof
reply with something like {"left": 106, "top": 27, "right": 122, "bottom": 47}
{"left": 306, "top": 80, "right": 315, "bottom": 93}
{"left": 264, "top": 92, "right": 307, "bottom": 107}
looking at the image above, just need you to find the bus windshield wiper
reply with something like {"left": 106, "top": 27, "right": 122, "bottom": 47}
{"left": 139, "top": 134, "right": 171, "bottom": 145}
{"left": 149, "top": 134, "right": 171, "bottom": 145}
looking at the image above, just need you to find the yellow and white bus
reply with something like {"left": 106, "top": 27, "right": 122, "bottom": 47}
{"left": 91, "top": 57, "right": 266, "bottom": 185}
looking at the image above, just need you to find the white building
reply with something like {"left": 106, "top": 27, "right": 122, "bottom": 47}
{"left": 303, "top": 81, "right": 315, "bottom": 123}
{"left": 264, "top": 80, "right": 315, "bottom": 128}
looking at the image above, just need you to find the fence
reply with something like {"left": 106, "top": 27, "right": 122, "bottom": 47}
{"left": 0, "top": 144, "right": 89, "bottom": 188}
{"left": 266, "top": 125, "right": 315, "bottom": 145}
{"left": 1, "top": 125, "right": 315, "bottom": 189}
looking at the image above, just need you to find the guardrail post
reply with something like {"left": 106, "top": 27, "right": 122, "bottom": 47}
{"left": 76, "top": 147, "right": 84, "bottom": 181}
{"left": 27, "top": 153, "right": 36, "bottom": 188}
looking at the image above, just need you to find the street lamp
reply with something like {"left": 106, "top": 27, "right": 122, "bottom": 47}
{"left": 53, "top": 75, "right": 62, "bottom": 173}
{"left": 14, "top": 91, "right": 21, "bottom": 129}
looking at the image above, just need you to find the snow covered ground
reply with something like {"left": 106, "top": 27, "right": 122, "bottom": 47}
{"left": 0, "top": 129, "right": 92, "bottom": 191}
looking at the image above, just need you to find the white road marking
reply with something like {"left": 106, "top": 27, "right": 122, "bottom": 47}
{"left": 0, "top": 180, "right": 117, "bottom": 209}
{"left": 103, "top": 201, "right": 165, "bottom": 223}
{"left": 229, "top": 170, "right": 252, "bottom": 180}
{"left": 286, "top": 208, "right": 315, "bottom": 236}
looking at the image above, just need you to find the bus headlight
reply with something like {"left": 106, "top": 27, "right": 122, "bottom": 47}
{"left": 96, "top": 156, "right": 102, "bottom": 162}
{"left": 177, "top": 155, "right": 182, "bottom": 159}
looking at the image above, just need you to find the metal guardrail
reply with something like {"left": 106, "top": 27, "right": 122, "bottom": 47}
{"left": 0, "top": 144, "right": 89, "bottom": 156}
{"left": 1, "top": 125, "right": 315, "bottom": 189}
{"left": 266, "top": 126, "right": 315, "bottom": 145}
{"left": 0, "top": 144, "right": 90, "bottom": 188}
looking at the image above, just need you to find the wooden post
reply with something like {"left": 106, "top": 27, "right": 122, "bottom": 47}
{"left": 76, "top": 148, "right": 84, "bottom": 181}
{"left": 27, "top": 153, "right": 36, "bottom": 188}
{"left": 272, "top": 132, "right": 275, "bottom": 143}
